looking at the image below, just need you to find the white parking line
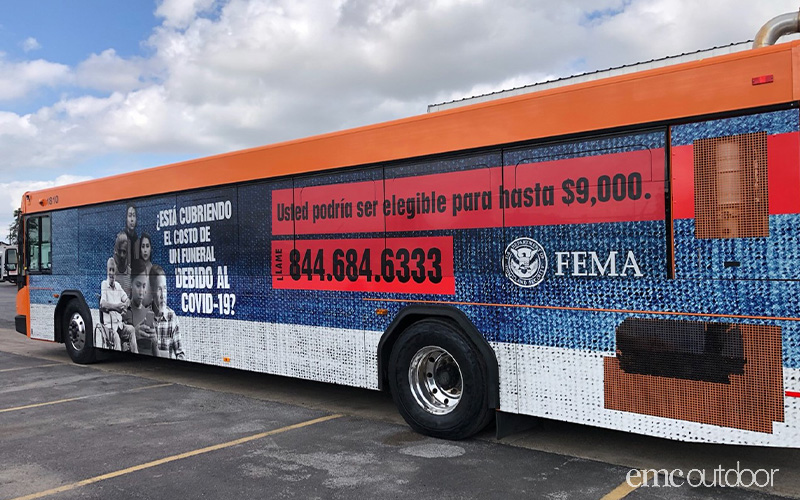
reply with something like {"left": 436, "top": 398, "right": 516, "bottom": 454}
{"left": 0, "top": 363, "right": 64, "bottom": 373}
{"left": 10, "top": 413, "right": 343, "bottom": 500}
{"left": 0, "top": 382, "right": 173, "bottom": 414}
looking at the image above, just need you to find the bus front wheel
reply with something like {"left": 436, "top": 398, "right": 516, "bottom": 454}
{"left": 63, "top": 301, "right": 97, "bottom": 364}
{"left": 388, "top": 319, "right": 493, "bottom": 440}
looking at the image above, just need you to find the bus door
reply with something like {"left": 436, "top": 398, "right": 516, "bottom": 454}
{"left": 670, "top": 111, "right": 800, "bottom": 281}
{"left": 383, "top": 152, "right": 502, "bottom": 303}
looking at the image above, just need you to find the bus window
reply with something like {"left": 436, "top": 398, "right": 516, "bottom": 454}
{"left": 26, "top": 215, "right": 51, "bottom": 273}
{"left": 6, "top": 248, "right": 17, "bottom": 267}
{"left": 40, "top": 216, "right": 51, "bottom": 271}
{"left": 671, "top": 110, "right": 796, "bottom": 280}
{"left": 694, "top": 132, "right": 768, "bottom": 239}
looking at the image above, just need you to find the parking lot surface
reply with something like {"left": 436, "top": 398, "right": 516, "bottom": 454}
{"left": 0, "top": 349, "right": 630, "bottom": 499}
{"left": 0, "top": 283, "right": 797, "bottom": 499}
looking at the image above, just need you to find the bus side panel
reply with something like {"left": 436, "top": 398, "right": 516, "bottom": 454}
{"left": 577, "top": 107, "right": 800, "bottom": 446}
{"left": 56, "top": 174, "right": 386, "bottom": 389}
{"left": 37, "top": 107, "right": 800, "bottom": 446}
{"left": 28, "top": 209, "right": 80, "bottom": 341}
{"left": 493, "top": 130, "right": 668, "bottom": 431}
{"left": 464, "top": 111, "right": 800, "bottom": 447}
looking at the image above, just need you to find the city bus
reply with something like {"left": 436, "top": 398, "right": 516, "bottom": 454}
{"left": 14, "top": 12, "right": 800, "bottom": 444}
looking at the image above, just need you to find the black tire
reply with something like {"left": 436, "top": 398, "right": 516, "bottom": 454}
{"left": 388, "top": 318, "right": 493, "bottom": 440}
{"left": 63, "top": 300, "right": 97, "bottom": 364}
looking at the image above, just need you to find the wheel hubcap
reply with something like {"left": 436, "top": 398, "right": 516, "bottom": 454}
{"left": 68, "top": 312, "right": 86, "bottom": 351}
{"left": 409, "top": 346, "right": 463, "bottom": 415}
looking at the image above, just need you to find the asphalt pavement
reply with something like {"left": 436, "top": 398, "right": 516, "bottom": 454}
{"left": 0, "top": 282, "right": 795, "bottom": 499}
{"left": 0, "top": 282, "right": 15, "bottom": 330}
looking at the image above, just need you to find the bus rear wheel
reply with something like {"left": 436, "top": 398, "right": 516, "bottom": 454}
{"left": 388, "top": 319, "right": 493, "bottom": 440}
{"left": 63, "top": 301, "right": 97, "bottom": 364}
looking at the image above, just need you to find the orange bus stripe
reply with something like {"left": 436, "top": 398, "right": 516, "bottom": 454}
{"left": 363, "top": 297, "right": 800, "bottom": 322}
{"left": 20, "top": 41, "right": 799, "bottom": 215}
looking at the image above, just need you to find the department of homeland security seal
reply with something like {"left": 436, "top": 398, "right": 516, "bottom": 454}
{"left": 504, "top": 237, "right": 547, "bottom": 288}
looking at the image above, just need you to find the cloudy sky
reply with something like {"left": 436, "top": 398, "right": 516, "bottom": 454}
{"left": 1, "top": 0, "right": 799, "bottom": 236}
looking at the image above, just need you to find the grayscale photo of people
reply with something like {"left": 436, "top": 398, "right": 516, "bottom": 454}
{"left": 98, "top": 203, "right": 185, "bottom": 359}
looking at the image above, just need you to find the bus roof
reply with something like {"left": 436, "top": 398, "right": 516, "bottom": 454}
{"left": 427, "top": 41, "right": 753, "bottom": 112}
{"left": 22, "top": 39, "right": 800, "bottom": 215}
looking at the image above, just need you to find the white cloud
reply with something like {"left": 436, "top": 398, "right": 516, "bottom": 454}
{"left": 74, "top": 49, "right": 152, "bottom": 93}
{"left": 21, "top": 37, "right": 41, "bottom": 52}
{"left": 0, "top": 57, "right": 69, "bottom": 100}
{"left": 155, "top": 0, "right": 218, "bottom": 29}
{"left": 1, "top": 0, "right": 800, "bottom": 206}
{"left": 0, "top": 175, "right": 94, "bottom": 237}
{"left": 0, "top": 111, "right": 38, "bottom": 138}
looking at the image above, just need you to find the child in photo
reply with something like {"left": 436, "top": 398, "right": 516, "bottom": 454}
{"left": 129, "top": 259, "right": 156, "bottom": 355}
{"left": 150, "top": 264, "right": 185, "bottom": 360}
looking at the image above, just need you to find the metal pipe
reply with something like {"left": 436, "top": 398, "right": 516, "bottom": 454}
{"left": 753, "top": 10, "right": 800, "bottom": 48}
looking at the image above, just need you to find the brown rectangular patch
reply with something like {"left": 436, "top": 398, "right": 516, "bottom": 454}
{"left": 694, "top": 131, "right": 768, "bottom": 239}
{"left": 604, "top": 323, "right": 783, "bottom": 433}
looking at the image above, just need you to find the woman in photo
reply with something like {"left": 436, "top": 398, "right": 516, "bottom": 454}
{"left": 124, "top": 203, "right": 139, "bottom": 264}
{"left": 139, "top": 232, "right": 153, "bottom": 307}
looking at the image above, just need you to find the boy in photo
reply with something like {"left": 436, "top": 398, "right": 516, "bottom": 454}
{"left": 129, "top": 259, "right": 156, "bottom": 355}
{"left": 151, "top": 264, "right": 185, "bottom": 360}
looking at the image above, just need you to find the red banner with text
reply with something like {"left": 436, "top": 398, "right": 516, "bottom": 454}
{"left": 271, "top": 148, "right": 665, "bottom": 235}
{"left": 272, "top": 236, "right": 455, "bottom": 294}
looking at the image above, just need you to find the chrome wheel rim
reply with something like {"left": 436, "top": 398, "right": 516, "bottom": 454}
{"left": 68, "top": 312, "right": 86, "bottom": 351}
{"left": 408, "top": 346, "right": 462, "bottom": 415}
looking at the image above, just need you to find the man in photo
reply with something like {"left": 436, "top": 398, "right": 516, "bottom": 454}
{"left": 113, "top": 231, "right": 131, "bottom": 297}
{"left": 99, "top": 257, "right": 137, "bottom": 353}
{"left": 151, "top": 264, "right": 185, "bottom": 360}
{"left": 128, "top": 259, "right": 156, "bottom": 355}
